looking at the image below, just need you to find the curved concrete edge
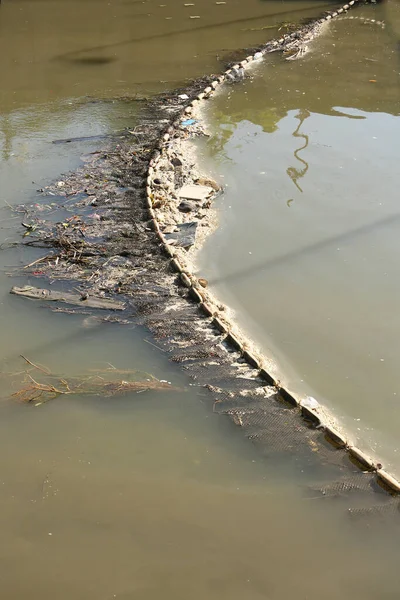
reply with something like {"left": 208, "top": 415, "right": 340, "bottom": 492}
{"left": 144, "top": 1, "right": 400, "bottom": 496}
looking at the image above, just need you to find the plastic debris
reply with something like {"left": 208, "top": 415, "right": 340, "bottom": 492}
{"left": 178, "top": 184, "right": 213, "bottom": 201}
{"left": 163, "top": 222, "right": 198, "bottom": 248}
{"left": 302, "top": 396, "right": 319, "bottom": 410}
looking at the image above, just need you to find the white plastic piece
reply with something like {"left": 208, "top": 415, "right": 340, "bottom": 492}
{"left": 301, "top": 396, "right": 319, "bottom": 410}
{"left": 178, "top": 184, "right": 213, "bottom": 201}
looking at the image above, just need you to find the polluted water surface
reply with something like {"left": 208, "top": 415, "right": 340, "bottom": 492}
{"left": 198, "top": 1, "right": 400, "bottom": 475}
{"left": 0, "top": 0, "right": 400, "bottom": 598}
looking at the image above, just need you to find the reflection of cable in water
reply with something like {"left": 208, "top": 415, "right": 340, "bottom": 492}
{"left": 208, "top": 211, "right": 400, "bottom": 286}
{"left": 286, "top": 109, "right": 310, "bottom": 193}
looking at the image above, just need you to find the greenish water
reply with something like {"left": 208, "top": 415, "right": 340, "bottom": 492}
{"left": 198, "top": 2, "right": 400, "bottom": 474}
{"left": 0, "top": 0, "right": 400, "bottom": 598}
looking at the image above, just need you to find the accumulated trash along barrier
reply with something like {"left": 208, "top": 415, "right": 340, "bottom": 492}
{"left": 6, "top": 0, "right": 400, "bottom": 518}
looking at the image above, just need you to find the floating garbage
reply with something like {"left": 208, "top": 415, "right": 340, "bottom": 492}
{"left": 163, "top": 221, "right": 198, "bottom": 248}
{"left": 302, "top": 396, "right": 320, "bottom": 410}
{"left": 181, "top": 118, "right": 197, "bottom": 126}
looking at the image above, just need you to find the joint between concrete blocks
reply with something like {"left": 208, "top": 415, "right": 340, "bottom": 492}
{"left": 226, "top": 332, "right": 242, "bottom": 352}
{"left": 189, "top": 287, "right": 203, "bottom": 303}
{"left": 156, "top": 230, "right": 165, "bottom": 244}
{"left": 348, "top": 446, "right": 375, "bottom": 470}
{"left": 180, "top": 273, "right": 191, "bottom": 288}
{"left": 150, "top": 218, "right": 160, "bottom": 233}
{"left": 377, "top": 470, "right": 400, "bottom": 494}
{"left": 164, "top": 244, "right": 175, "bottom": 258}
{"left": 200, "top": 302, "right": 214, "bottom": 317}
{"left": 324, "top": 425, "right": 347, "bottom": 448}
{"left": 242, "top": 350, "right": 260, "bottom": 370}
{"left": 213, "top": 317, "right": 228, "bottom": 335}
{"left": 278, "top": 388, "right": 299, "bottom": 408}
{"left": 259, "top": 368, "right": 277, "bottom": 387}
{"left": 301, "top": 404, "right": 321, "bottom": 425}
{"left": 171, "top": 258, "right": 183, "bottom": 273}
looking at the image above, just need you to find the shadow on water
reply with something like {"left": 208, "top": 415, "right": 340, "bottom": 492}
{"left": 207, "top": 212, "right": 400, "bottom": 286}
{"left": 70, "top": 57, "right": 117, "bottom": 66}
{"left": 53, "top": 3, "right": 336, "bottom": 64}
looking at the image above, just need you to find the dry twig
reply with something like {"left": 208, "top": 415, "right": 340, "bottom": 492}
{"left": 20, "top": 355, "right": 51, "bottom": 375}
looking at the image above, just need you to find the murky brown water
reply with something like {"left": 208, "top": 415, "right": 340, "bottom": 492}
{"left": 199, "top": 2, "right": 400, "bottom": 472}
{"left": 1, "top": 0, "right": 400, "bottom": 597}
{"left": 0, "top": 0, "right": 337, "bottom": 110}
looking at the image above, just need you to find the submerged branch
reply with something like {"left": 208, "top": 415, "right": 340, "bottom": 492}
{"left": 6, "top": 357, "right": 180, "bottom": 405}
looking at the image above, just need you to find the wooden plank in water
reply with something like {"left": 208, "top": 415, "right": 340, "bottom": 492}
{"left": 10, "top": 285, "right": 125, "bottom": 311}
